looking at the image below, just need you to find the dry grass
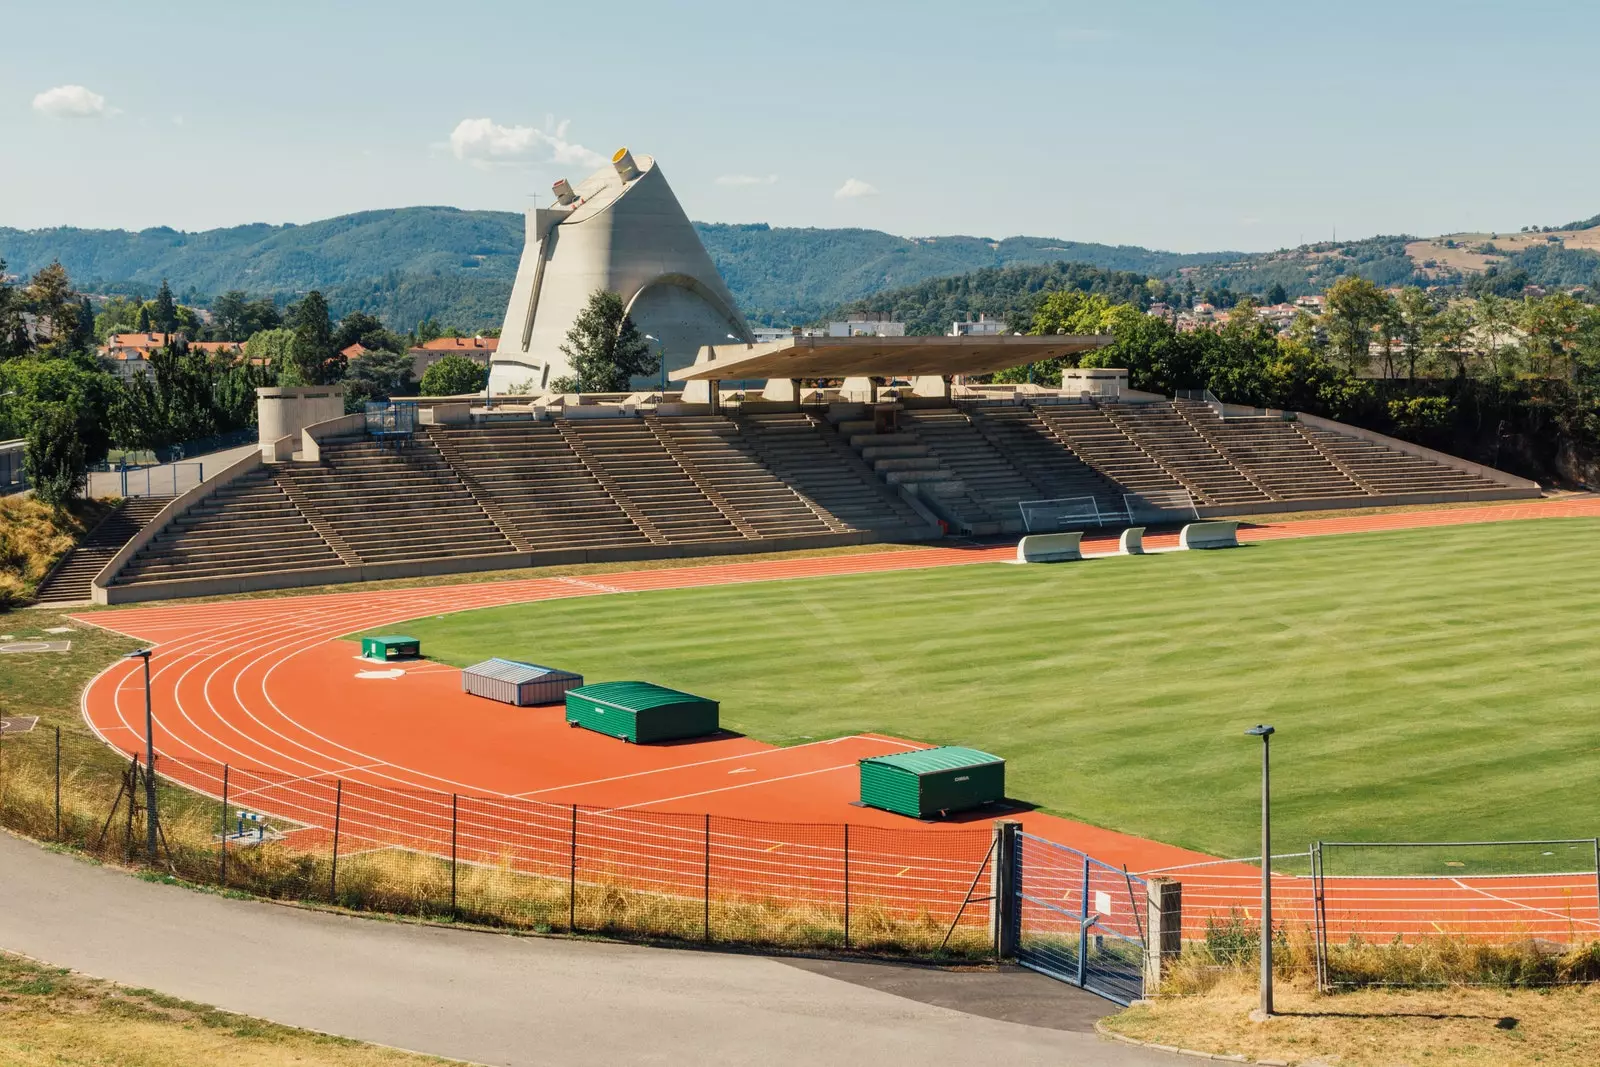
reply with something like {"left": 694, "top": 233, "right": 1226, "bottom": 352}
{"left": 0, "top": 731, "right": 992, "bottom": 960}
{"left": 0, "top": 949, "right": 451, "bottom": 1066}
{"left": 1106, "top": 973, "right": 1600, "bottom": 1067}
{"left": 0, "top": 497, "right": 110, "bottom": 610}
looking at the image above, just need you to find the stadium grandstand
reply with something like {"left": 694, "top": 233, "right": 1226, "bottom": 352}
{"left": 57, "top": 148, "right": 1539, "bottom": 605}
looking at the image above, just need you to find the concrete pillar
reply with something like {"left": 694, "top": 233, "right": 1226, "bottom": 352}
{"left": 1144, "top": 877, "right": 1182, "bottom": 994}
{"left": 912, "top": 374, "right": 951, "bottom": 399}
{"left": 708, "top": 380, "right": 721, "bottom": 414}
{"left": 840, "top": 376, "right": 875, "bottom": 403}
{"left": 681, "top": 379, "right": 712, "bottom": 404}
{"left": 991, "top": 819, "right": 1022, "bottom": 958}
{"left": 762, "top": 377, "right": 800, "bottom": 402}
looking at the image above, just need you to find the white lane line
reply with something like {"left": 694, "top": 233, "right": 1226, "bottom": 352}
{"left": 600, "top": 763, "right": 858, "bottom": 812}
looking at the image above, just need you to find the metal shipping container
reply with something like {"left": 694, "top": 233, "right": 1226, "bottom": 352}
{"left": 461, "top": 658, "right": 584, "bottom": 706}
{"left": 565, "top": 681, "right": 719, "bottom": 743}
{"left": 361, "top": 635, "right": 419, "bottom": 661}
{"left": 858, "top": 746, "right": 1005, "bottom": 818}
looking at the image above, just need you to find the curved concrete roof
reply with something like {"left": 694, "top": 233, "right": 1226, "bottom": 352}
{"left": 670, "top": 334, "right": 1112, "bottom": 381}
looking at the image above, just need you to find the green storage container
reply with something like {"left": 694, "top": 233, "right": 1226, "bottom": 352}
{"left": 564, "top": 681, "right": 719, "bottom": 743}
{"left": 361, "top": 635, "right": 419, "bottom": 660}
{"left": 859, "top": 746, "right": 1005, "bottom": 818}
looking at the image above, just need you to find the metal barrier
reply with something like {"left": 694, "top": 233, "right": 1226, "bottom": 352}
{"left": 121, "top": 462, "right": 204, "bottom": 497}
{"left": 0, "top": 439, "right": 25, "bottom": 495}
{"left": 1014, "top": 832, "right": 1148, "bottom": 1004}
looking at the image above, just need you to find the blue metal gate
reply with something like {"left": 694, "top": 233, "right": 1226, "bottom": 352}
{"left": 1013, "top": 832, "right": 1147, "bottom": 1004}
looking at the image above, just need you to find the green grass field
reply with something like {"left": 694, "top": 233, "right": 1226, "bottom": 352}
{"left": 365, "top": 518, "right": 1600, "bottom": 860}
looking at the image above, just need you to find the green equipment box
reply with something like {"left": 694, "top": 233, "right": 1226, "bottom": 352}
{"left": 565, "top": 681, "right": 719, "bottom": 743}
{"left": 361, "top": 635, "right": 420, "bottom": 661}
{"left": 859, "top": 746, "right": 1006, "bottom": 818}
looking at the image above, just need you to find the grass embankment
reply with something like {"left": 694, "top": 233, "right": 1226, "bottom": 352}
{"left": 0, "top": 950, "right": 448, "bottom": 1066}
{"left": 0, "top": 498, "right": 111, "bottom": 609}
{"left": 1106, "top": 976, "right": 1600, "bottom": 1067}
{"left": 369, "top": 517, "right": 1600, "bottom": 860}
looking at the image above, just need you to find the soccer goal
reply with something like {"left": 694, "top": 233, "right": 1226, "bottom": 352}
{"left": 1017, "top": 496, "right": 1107, "bottom": 532}
{"left": 1122, "top": 490, "right": 1199, "bottom": 524}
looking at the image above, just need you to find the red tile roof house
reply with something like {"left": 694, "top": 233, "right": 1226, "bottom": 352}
{"left": 99, "top": 333, "right": 243, "bottom": 380}
{"left": 406, "top": 336, "right": 497, "bottom": 381}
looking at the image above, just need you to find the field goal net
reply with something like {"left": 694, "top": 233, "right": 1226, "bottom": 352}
{"left": 1018, "top": 497, "right": 1110, "bottom": 532}
{"left": 1122, "top": 490, "right": 1199, "bottom": 524}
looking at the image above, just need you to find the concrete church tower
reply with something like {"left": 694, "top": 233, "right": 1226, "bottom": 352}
{"left": 491, "top": 148, "right": 753, "bottom": 394}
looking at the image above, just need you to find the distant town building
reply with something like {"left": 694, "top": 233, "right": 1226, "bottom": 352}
{"left": 948, "top": 314, "right": 1007, "bottom": 337}
{"left": 407, "top": 335, "right": 498, "bottom": 380}
{"left": 99, "top": 332, "right": 242, "bottom": 380}
{"left": 825, "top": 312, "right": 904, "bottom": 337}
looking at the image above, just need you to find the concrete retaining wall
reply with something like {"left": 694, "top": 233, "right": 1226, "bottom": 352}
{"left": 92, "top": 449, "right": 266, "bottom": 603}
{"left": 257, "top": 386, "right": 347, "bottom": 451}
{"left": 1293, "top": 410, "right": 1540, "bottom": 491}
{"left": 97, "top": 523, "right": 942, "bottom": 605}
{"left": 299, "top": 413, "right": 367, "bottom": 461}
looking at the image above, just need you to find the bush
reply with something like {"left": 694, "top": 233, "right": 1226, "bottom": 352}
{"left": 420, "top": 355, "right": 487, "bottom": 396}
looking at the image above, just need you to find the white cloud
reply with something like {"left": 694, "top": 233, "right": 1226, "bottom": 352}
{"left": 447, "top": 117, "right": 603, "bottom": 169}
{"left": 715, "top": 173, "right": 778, "bottom": 187}
{"left": 32, "top": 84, "right": 109, "bottom": 119}
{"left": 834, "top": 178, "right": 879, "bottom": 200}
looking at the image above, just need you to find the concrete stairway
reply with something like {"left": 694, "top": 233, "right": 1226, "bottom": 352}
{"left": 1299, "top": 426, "right": 1507, "bottom": 496}
{"left": 273, "top": 437, "right": 512, "bottom": 564}
{"left": 427, "top": 424, "right": 651, "bottom": 551}
{"left": 1031, "top": 402, "right": 1187, "bottom": 501}
{"left": 1100, "top": 401, "right": 1272, "bottom": 506}
{"left": 1175, "top": 402, "right": 1362, "bottom": 501}
{"left": 559, "top": 419, "right": 743, "bottom": 545}
{"left": 33, "top": 497, "right": 172, "bottom": 603}
{"left": 733, "top": 413, "right": 929, "bottom": 534}
{"left": 643, "top": 415, "right": 846, "bottom": 538}
{"left": 966, "top": 406, "right": 1125, "bottom": 519}
{"left": 117, "top": 468, "right": 342, "bottom": 585}
{"left": 833, "top": 412, "right": 996, "bottom": 534}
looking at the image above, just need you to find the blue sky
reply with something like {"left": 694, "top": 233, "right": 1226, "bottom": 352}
{"left": 3, "top": 0, "right": 1596, "bottom": 251}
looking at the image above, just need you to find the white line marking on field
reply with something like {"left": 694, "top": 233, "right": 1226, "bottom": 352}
{"left": 729, "top": 767, "right": 756, "bottom": 775}
{"left": 554, "top": 576, "right": 630, "bottom": 595}
{"left": 600, "top": 762, "right": 857, "bottom": 812}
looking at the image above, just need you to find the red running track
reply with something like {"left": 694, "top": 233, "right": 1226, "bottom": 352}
{"left": 71, "top": 495, "right": 1600, "bottom": 939}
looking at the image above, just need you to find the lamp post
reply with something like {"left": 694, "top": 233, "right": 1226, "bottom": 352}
{"left": 1245, "top": 724, "right": 1275, "bottom": 1018}
{"left": 127, "top": 649, "right": 158, "bottom": 861}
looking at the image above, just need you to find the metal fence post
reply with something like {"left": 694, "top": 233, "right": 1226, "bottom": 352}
{"left": 1077, "top": 856, "right": 1089, "bottom": 988}
{"left": 843, "top": 824, "right": 851, "bottom": 949}
{"left": 569, "top": 804, "right": 578, "bottom": 933}
{"left": 54, "top": 726, "right": 61, "bottom": 840}
{"left": 330, "top": 780, "right": 343, "bottom": 903}
{"left": 450, "top": 793, "right": 459, "bottom": 918}
{"left": 219, "top": 765, "right": 229, "bottom": 885}
{"left": 992, "top": 820, "right": 1022, "bottom": 959}
{"left": 703, "top": 813, "right": 711, "bottom": 943}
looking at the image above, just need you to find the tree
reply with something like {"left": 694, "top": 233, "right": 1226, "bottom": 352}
{"left": 415, "top": 317, "right": 444, "bottom": 345}
{"left": 332, "top": 311, "right": 403, "bottom": 355}
{"left": 242, "top": 327, "right": 294, "bottom": 373}
{"left": 1323, "top": 276, "right": 1393, "bottom": 375}
{"left": 343, "top": 348, "right": 416, "bottom": 410}
{"left": 1265, "top": 283, "right": 1289, "bottom": 306}
{"left": 420, "top": 354, "right": 487, "bottom": 396}
{"left": 135, "top": 303, "right": 153, "bottom": 333}
{"left": 24, "top": 261, "right": 77, "bottom": 343}
{"left": 25, "top": 402, "right": 90, "bottom": 508}
{"left": 0, "top": 258, "right": 27, "bottom": 360}
{"left": 1393, "top": 287, "right": 1437, "bottom": 380}
{"left": 554, "top": 290, "right": 657, "bottom": 392}
{"left": 153, "top": 279, "right": 178, "bottom": 337}
{"left": 283, "top": 291, "right": 343, "bottom": 385}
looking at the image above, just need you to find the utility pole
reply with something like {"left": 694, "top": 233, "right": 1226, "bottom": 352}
{"left": 1245, "top": 724, "right": 1276, "bottom": 1018}
{"left": 126, "top": 649, "right": 157, "bottom": 862}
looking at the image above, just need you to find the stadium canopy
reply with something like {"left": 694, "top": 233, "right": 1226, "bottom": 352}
{"left": 669, "top": 334, "right": 1111, "bottom": 383}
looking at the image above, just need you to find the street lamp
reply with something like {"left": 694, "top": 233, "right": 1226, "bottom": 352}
{"left": 644, "top": 334, "right": 665, "bottom": 395}
{"left": 126, "top": 648, "right": 158, "bottom": 861}
{"left": 1245, "top": 724, "right": 1275, "bottom": 1018}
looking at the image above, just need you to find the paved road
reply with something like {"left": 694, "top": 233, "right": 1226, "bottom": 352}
{"left": 0, "top": 834, "right": 1174, "bottom": 1066}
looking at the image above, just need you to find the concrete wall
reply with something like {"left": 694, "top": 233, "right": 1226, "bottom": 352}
{"left": 98, "top": 523, "right": 942, "bottom": 605}
{"left": 299, "top": 413, "right": 367, "bottom": 461}
{"left": 492, "top": 153, "right": 751, "bottom": 395}
{"left": 258, "top": 386, "right": 347, "bottom": 452}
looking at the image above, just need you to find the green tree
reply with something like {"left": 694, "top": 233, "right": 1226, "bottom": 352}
{"left": 415, "top": 317, "right": 444, "bottom": 345}
{"left": 153, "top": 280, "right": 178, "bottom": 337}
{"left": 1394, "top": 287, "right": 1437, "bottom": 380}
{"left": 996, "top": 290, "right": 1118, "bottom": 384}
{"left": 332, "top": 311, "right": 403, "bottom": 355}
{"left": 135, "top": 303, "right": 153, "bottom": 333}
{"left": 343, "top": 348, "right": 416, "bottom": 410}
{"left": 1265, "top": 282, "right": 1289, "bottom": 305}
{"left": 24, "top": 261, "right": 77, "bottom": 343}
{"left": 0, "top": 259, "right": 27, "bottom": 359}
{"left": 283, "top": 291, "right": 343, "bottom": 385}
{"left": 553, "top": 290, "right": 657, "bottom": 392}
{"left": 1323, "top": 276, "right": 1393, "bottom": 375}
{"left": 420, "top": 354, "right": 487, "bottom": 395}
{"left": 25, "top": 401, "right": 90, "bottom": 508}
{"left": 242, "top": 327, "right": 295, "bottom": 373}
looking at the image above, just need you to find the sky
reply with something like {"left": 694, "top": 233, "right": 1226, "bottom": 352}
{"left": 2, "top": 0, "right": 1597, "bottom": 252}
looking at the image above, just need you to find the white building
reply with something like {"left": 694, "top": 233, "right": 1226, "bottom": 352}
{"left": 948, "top": 314, "right": 1007, "bottom": 337}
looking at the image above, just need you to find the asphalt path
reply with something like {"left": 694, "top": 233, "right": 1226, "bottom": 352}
{"left": 0, "top": 833, "right": 1177, "bottom": 1066}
